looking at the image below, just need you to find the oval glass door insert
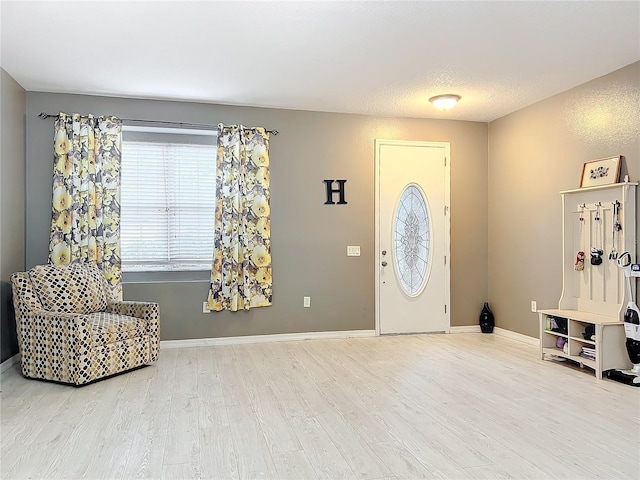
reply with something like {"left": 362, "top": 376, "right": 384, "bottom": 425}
{"left": 393, "top": 184, "right": 431, "bottom": 296}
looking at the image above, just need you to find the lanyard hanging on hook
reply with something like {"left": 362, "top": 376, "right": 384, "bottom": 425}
{"left": 575, "top": 204, "right": 585, "bottom": 271}
{"left": 591, "top": 203, "right": 604, "bottom": 265}
{"left": 609, "top": 200, "right": 621, "bottom": 260}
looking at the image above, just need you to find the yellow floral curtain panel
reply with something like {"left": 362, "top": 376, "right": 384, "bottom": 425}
{"left": 49, "top": 112, "right": 123, "bottom": 299}
{"left": 206, "top": 124, "right": 272, "bottom": 311}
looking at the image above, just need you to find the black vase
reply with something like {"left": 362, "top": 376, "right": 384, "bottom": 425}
{"left": 479, "top": 302, "right": 495, "bottom": 333}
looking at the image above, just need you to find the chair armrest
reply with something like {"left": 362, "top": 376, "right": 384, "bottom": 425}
{"left": 19, "top": 311, "right": 90, "bottom": 334}
{"left": 18, "top": 312, "right": 92, "bottom": 383}
{"left": 106, "top": 301, "right": 159, "bottom": 320}
{"left": 106, "top": 301, "right": 160, "bottom": 361}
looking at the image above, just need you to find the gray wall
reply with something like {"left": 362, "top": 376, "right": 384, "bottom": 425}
{"left": 488, "top": 61, "right": 640, "bottom": 338}
{"left": 12, "top": 63, "right": 638, "bottom": 343}
{"left": 1, "top": 68, "right": 26, "bottom": 362}
{"left": 25, "top": 92, "right": 488, "bottom": 340}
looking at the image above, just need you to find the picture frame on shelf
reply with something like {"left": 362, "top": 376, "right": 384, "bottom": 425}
{"left": 580, "top": 155, "right": 622, "bottom": 188}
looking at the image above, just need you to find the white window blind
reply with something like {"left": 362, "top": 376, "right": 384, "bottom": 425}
{"left": 121, "top": 140, "right": 217, "bottom": 271}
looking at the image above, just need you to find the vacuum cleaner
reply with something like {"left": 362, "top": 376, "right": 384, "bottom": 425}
{"left": 607, "top": 252, "right": 640, "bottom": 386}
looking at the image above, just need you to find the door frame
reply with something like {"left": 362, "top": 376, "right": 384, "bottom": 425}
{"left": 374, "top": 139, "right": 451, "bottom": 335}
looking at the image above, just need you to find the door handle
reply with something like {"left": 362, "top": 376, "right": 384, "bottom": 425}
{"left": 381, "top": 261, "right": 388, "bottom": 267}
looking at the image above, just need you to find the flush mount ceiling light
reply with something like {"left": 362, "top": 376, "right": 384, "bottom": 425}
{"left": 429, "top": 94, "right": 461, "bottom": 111}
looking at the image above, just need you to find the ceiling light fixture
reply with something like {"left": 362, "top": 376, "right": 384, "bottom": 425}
{"left": 429, "top": 94, "right": 461, "bottom": 111}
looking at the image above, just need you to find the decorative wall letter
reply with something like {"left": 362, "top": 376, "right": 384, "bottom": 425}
{"left": 324, "top": 179, "right": 348, "bottom": 205}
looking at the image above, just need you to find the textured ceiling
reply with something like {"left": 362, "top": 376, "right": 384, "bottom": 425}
{"left": 1, "top": 1, "right": 639, "bottom": 122}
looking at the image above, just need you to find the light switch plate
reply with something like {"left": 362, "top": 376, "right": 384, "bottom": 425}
{"left": 303, "top": 296, "right": 311, "bottom": 308}
{"left": 347, "top": 246, "right": 361, "bottom": 256}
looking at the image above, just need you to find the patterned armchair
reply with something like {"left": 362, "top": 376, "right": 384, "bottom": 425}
{"left": 10, "top": 263, "right": 160, "bottom": 385}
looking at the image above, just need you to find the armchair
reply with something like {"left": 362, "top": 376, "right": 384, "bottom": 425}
{"left": 11, "top": 263, "right": 160, "bottom": 385}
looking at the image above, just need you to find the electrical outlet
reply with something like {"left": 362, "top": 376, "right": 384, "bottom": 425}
{"left": 203, "top": 301, "right": 211, "bottom": 313}
{"left": 531, "top": 300, "right": 537, "bottom": 313}
{"left": 303, "top": 296, "right": 311, "bottom": 308}
{"left": 347, "top": 246, "right": 361, "bottom": 257}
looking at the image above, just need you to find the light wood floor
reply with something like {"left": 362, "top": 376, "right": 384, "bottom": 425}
{"left": 1, "top": 333, "right": 639, "bottom": 480}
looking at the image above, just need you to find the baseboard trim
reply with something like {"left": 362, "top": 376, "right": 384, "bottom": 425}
{"left": 449, "top": 325, "right": 537, "bottom": 345}
{"left": 160, "top": 326, "right": 537, "bottom": 349}
{"left": 1, "top": 353, "right": 21, "bottom": 374}
{"left": 161, "top": 330, "right": 377, "bottom": 349}
{"left": 494, "top": 327, "right": 538, "bottom": 346}
{"left": 449, "top": 325, "right": 481, "bottom": 333}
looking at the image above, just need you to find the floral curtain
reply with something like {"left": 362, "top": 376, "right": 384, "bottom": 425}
{"left": 49, "top": 112, "right": 123, "bottom": 299}
{"left": 206, "top": 124, "right": 272, "bottom": 311}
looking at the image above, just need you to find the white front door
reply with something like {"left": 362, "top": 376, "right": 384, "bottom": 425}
{"left": 375, "top": 140, "right": 450, "bottom": 334}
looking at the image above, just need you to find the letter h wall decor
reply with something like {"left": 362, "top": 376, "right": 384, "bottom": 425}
{"left": 324, "top": 179, "right": 348, "bottom": 205}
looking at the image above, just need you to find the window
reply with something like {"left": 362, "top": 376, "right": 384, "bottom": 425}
{"left": 121, "top": 128, "right": 217, "bottom": 272}
{"left": 393, "top": 184, "right": 431, "bottom": 296}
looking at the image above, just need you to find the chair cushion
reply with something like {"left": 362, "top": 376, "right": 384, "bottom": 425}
{"left": 29, "top": 263, "right": 107, "bottom": 314}
{"left": 87, "top": 312, "right": 147, "bottom": 345}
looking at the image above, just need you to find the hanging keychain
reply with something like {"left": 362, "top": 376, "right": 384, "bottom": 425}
{"left": 575, "top": 204, "right": 585, "bottom": 271}
{"left": 591, "top": 202, "right": 603, "bottom": 265}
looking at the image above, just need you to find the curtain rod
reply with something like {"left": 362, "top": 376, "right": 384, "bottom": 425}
{"left": 38, "top": 112, "right": 279, "bottom": 135}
